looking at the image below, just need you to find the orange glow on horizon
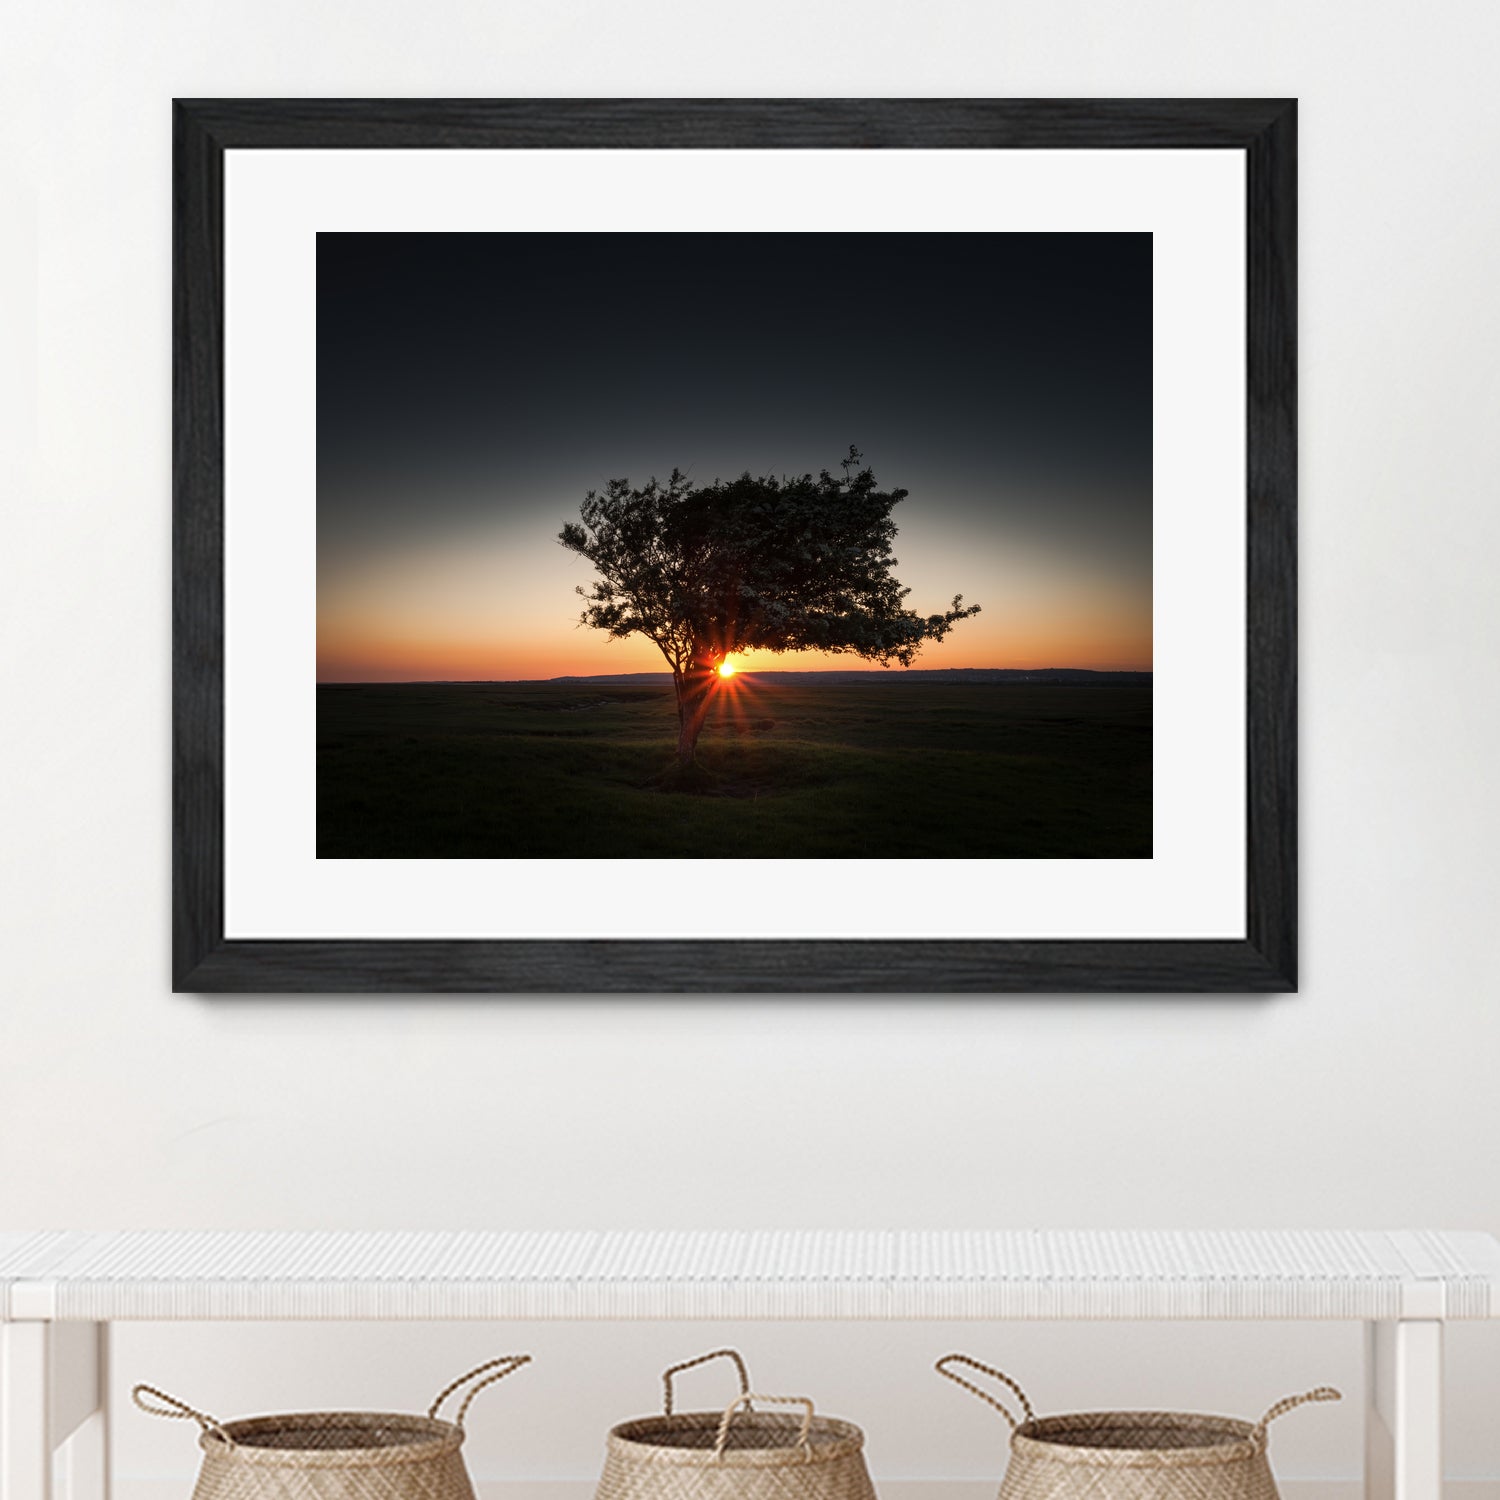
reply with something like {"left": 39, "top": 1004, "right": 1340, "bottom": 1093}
{"left": 317, "top": 535, "right": 1152, "bottom": 683}
{"left": 316, "top": 633, "right": 1153, "bottom": 682}
{"left": 317, "top": 608, "right": 1153, "bottom": 681}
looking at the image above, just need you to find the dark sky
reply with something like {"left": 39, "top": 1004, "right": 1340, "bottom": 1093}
{"left": 317, "top": 232, "right": 1152, "bottom": 681}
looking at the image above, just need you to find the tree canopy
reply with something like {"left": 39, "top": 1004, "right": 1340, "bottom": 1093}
{"left": 560, "top": 449, "right": 978, "bottom": 667}
{"left": 558, "top": 449, "right": 980, "bottom": 764}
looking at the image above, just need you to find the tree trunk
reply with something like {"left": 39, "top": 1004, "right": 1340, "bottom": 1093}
{"left": 673, "top": 660, "right": 718, "bottom": 765}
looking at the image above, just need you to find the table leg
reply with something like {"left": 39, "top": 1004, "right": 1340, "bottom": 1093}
{"left": 1366, "top": 1320, "right": 1442, "bottom": 1500}
{"left": 1, "top": 1324, "right": 108, "bottom": 1500}
{"left": 1, "top": 1324, "right": 49, "bottom": 1500}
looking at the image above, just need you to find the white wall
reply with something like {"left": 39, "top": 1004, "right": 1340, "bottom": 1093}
{"left": 5, "top": 0, "right": 1500, "bottom": 1488}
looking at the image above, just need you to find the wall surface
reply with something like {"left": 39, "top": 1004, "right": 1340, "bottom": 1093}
{"left": 4, "top": 0, "right": 1500, "bottom": 1488}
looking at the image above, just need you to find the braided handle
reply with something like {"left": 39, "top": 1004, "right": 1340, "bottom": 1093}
{"left": 713, "top": 1394, "right": 815, "bottom": 1460}
{"left": 935, "top": 1356, "right": 1036, "bottom": 1433}
{"left": 132, "top": 1386, "right": 235, "bottom": 1448}
{"left": 663, "top": 1349, "right": 751, "bottom": 1415}
{"left": 1252, "top": 1387, "right": 1341, "bottom": 1444}
{"left": 428, "top": 1355, "right": 532, "bottom": 1428}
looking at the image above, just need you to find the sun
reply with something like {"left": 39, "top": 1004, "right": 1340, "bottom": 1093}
{"left": 717, "top": 659, "right": 737, "bottom": 678}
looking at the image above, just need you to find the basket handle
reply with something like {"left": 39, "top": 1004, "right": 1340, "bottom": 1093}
{"left": 428, "top": 1355, "right": 533, "bottom": 1428}
{"left": 713, "top": 1394, "right": 815, "bottom": 1461}
{"left": 1252, "top": 1387, "right": 1341, "bottom": 1445}
{"left": 663, "top": 1349, "right": 752, "bottom": 1416}
{"left": 935, "top": 1355, "right": 1036, "bottom": 1433}
{"left": 132, "top": 1386, "right": 236, "bottom": 1448}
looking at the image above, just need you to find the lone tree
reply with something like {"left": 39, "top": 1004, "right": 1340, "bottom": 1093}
{"left": 559, "top": 448, "right": 980, "bottom": 766}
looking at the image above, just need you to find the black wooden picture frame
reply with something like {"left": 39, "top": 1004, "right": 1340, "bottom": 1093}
{"left": 173, "top": 98, "right": 1296, "bottom": 994}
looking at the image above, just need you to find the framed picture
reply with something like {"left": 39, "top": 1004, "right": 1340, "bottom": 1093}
{"left": 174, "top": 98, "right": 1296, "bottom": 993}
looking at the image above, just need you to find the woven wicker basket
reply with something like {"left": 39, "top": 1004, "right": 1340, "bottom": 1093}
{"left": 132, "top": 1356, "right": 531, "bottom": 1500}
{"left": 595, "top": 1349, "right": 876, "bottom": 1500}
{"left": 936, "top": 1356, "right": 1339, "bottom": 1500}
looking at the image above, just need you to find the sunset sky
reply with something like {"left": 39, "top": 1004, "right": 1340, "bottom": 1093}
{"left": 317, "top": 232, "right": 1151, "bottom": 682}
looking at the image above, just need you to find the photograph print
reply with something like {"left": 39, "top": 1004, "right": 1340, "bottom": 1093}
{"left": 316, "top": 230, "right": 1152, "bottom": 861}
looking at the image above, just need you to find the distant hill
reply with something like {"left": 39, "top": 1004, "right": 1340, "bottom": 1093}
{"left": 543, "top": 667, "right": 1151, "bottom": 687}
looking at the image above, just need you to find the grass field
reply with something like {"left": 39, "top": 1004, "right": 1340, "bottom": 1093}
{"left": 317, "top": 677, "right": 1151, "bottom": 859}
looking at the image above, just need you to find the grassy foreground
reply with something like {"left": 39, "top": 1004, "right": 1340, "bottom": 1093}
{"left": 317, "top": 677, "right": 1151, "bottom": 859}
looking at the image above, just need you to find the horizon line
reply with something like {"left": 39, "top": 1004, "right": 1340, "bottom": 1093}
{"left": 317, "top": 665, "right": 1154, "bottom": 687}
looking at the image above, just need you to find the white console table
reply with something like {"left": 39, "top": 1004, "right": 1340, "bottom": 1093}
{"left": 5, "top": 1231, "right": 1499, "bottom": 1500}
